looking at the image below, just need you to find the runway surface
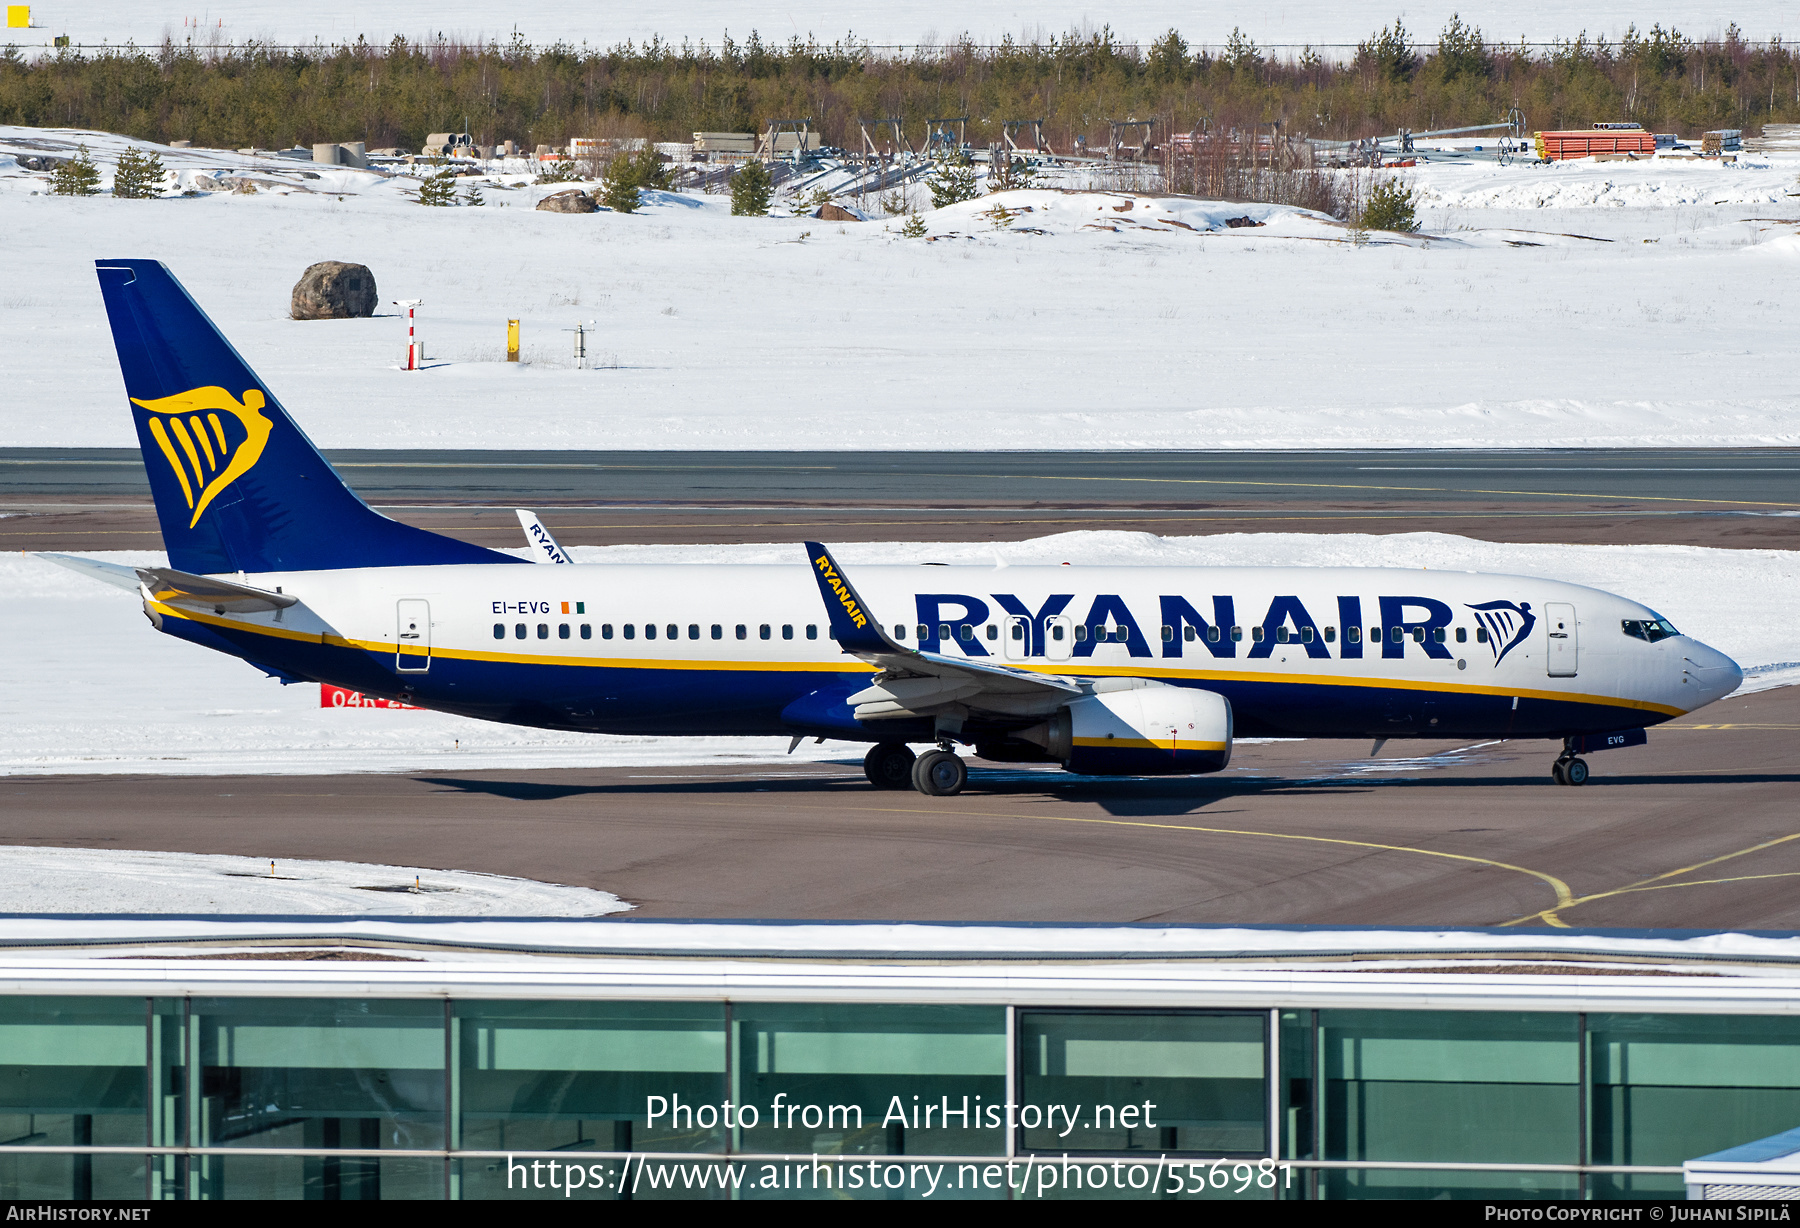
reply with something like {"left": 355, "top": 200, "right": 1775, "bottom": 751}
{"left": 5, "top": 446, "right": 1799, "bottom": 551}
{"left": 6, "top": 687, "right": 1795, "bottom": 929}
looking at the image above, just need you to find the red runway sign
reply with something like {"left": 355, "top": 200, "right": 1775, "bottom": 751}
{"left": 321, "top": 685, "right": 420, "bottom": 710}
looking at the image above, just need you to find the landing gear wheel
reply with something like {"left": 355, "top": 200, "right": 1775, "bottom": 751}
{"left": 863, "top": 742, "right": 916, "bottom": 790}
{"left": 1551, "top": 760, "right": 1568, "bottom": 786}
{"left": 1563, "top": 757, "right": 1589, "bottom": 786}
{"left": 911, "top": 749, "right": 968, "bottom": 797}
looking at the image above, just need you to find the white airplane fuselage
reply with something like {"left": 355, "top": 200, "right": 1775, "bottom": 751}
{"left": 147, "top": 561, "right": 1740, "bottom": 745}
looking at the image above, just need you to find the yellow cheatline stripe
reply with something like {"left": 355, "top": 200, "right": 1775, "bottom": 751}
{"left": 145, "top": 418, "right": 194, "bottom": 509}
{"left": 728, "top": 799, "right": 1578, "bottom": 920}
{"left": 146, "top": 604, "right": 1682, "bottom": 710}
{"left": 1008, "top": 470, "right": 1800, "bottom": 510}
{"left": 1506, "top": 831, "right": 1800, "bottom": 927}
{"left": 1665, "top": 724, "right": 1800, "bottom": 730}
{"left": 1071, "top": 737, "right": 1229, "bottom": 752}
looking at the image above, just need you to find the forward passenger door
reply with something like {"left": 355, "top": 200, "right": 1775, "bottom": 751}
{"left": 1545, "top": 603, "right": 1577, "bottom": 677}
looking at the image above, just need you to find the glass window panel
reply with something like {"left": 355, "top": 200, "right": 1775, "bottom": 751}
{"left": 1589, "top": 1013, "right": 1800, "bottom": 1196}
{"left": 1321, "top": 1167, "right": 1579, "bottom": 1201}
{"left": 1320, "top": 1011, "right": 1578, "bottom": 1165}
{"left": 734, "top": 1004, "right": 1005, "bottom": 1157}
{"left": 192, "top": 998, "right": 444, "bottom": 1153}
{"left": 193, "top": 1153, "right": 442, "bottom": 1201}
{"left": 1019, "top": 1012, "right": 1266, "bottom": 1155}
{"left": 456, "top": 1002, "right": 725, "bottom": 1157}
{"left": 0, "top": 997, "right": 148, "bottom": 1200}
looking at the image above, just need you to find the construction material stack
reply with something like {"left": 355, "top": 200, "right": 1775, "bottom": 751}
{"left": 1534, "top": 125, "right": 1656, "bottom": 160}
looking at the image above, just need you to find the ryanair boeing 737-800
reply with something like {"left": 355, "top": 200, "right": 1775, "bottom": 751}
{"left": 45, "top": 260, "right": 1743, "bottom": 796}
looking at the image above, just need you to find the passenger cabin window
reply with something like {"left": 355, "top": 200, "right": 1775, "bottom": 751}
{"left": 493, "top": 623, "right": 504, "bottom": 640}
{"left": 938, "top": 624, "right": 951, "bottom": 641}
{"left": 917, "top": 625, "right": 929, "bottom": 640}
{"left": 1324, "top": 626, "right": 1336, "bottom": 643}
{"left": 1231, "top": 626, "right": 1243, "bottom": 642}
{"left": 1162, "top": 625, "right": 1174, "bottom": 642}
{"left": 1347, "top": 626, "right": 1361, "bottom": 644}
{"left": 1412, "top": 627, "right": 1424, "bottom": 643}
{"left": 514, "top": 623, "right": 526, "bottom": 640}
{"left": 808, "top": 625, "right": 818, "bottom": 640}
{"left": 1074, "top": 625, "right": 1088, "bottom": 643}
{"left": 667, "top": 624, "right": 678, "bottom": 640}
{"left": 1208, "top": 626, "right": 1221, "bottom": 643}
{"left": 1431, "top": 627, "right": 1445, "bottom": 643}
{"left": 580, "top": 624, "right": 592, "bottom": 639}
{"left": 959, "top": 626, "right": 974, "bottom": 642}
{"left": 624, "top": 624, "right": 636, "bottom": 640}
{"left": 1476, "top": 627, "right": 1488, "bottom": 643}
{"left": 759, "top": 624, "right": 771, "bottom": 640}
{"left": 1252, "top": 626, "right": 1266, "bottom": 643}
{"left": 712, "top": 624, "right": 723, "bottom": 640}
{"left": 1275, "top": 627, "right": 1289, "bottom": 643}
{"left": 985, "top": 624, "right": 998, "bottom": 641}
{"left": 1456, "top": 627, "right": 1467, "bottom": 643}
{"left": 782, "top": 624, "right": 793, "bottom": 640}
{"left": 889, "top": 626, "right": 901, "bottom": 640}
{"left": 602, "top": 624, "right": 614, "bottom": 640}
{"left": 1182, "top": 626, "right": 1195, "bottom": 642}
{"left": 1369, "top": 626, "right": 1380, "bottom": 643}
{"left": 1014, "top": 624, "right": 1028, "bottom": 641}
{"left": 736, "top": 625, "right": 747, "bottom": 640}
{"left": 689, "top": 624, "right": 700, "bottom": 640}
{"left": 644, "top": 624, "right": 656, "bottom": 640}
{"left": 1390, "top": 627, "right": 1403, "bottom": 644}
{"left": 558, "top": 624, "right": 570, "bottom": 639}
{"left": 1051, "top": 624, "right": 1066, "bottom": 642}
{"left": 537, "top": 624, "right": 549, "bottom": 639}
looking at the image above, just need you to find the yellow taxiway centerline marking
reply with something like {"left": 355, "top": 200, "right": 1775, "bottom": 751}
{"left": 718, "top": 800, "right": 1578, "bottom": 920}
{"left": 1009, "top": 472, "right": 1800, "bottom": 509}
{"left": 1506, "top": 832, "right": 1800, "bottom": 928}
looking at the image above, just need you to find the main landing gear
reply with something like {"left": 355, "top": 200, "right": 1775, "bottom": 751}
{"left": 862, "top": 742, "right": 967, "bottom": 796}
{"left": 1551, "top": 753, "right": 1590, "bottom": 786}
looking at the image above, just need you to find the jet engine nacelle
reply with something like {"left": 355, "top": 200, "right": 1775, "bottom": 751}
{"left": 1022, "top": 684, "right": 1233, "bottom": 777}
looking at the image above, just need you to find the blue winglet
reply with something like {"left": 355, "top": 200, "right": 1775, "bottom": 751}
{"left": 804, "top": 542, "right": 895, "bottom": 654}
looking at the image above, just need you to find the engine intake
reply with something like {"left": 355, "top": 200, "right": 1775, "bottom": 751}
{"left": 1019, "top": 684, "right": 1233, "bottom": 777}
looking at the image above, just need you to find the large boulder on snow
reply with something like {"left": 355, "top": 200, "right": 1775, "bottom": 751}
{"left": 537, "top": 189, "right": 598, "bottom": 213}
{"left": 290, "top": 261, "right": 378, "bottom": 320}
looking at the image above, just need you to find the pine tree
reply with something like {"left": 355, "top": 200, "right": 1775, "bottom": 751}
{"left": 1361, "top": 179, "right": 1419, "bottom": 231}
{"left": 900, "top": 211, "right": 928, "bottom": 238}
{"left": 535, "top": 155, "right": 582, "bottom": 184}
{"left": 111, "top": 145, "right": 166, "bottom": 198}
{"left": 628, "top": 145, "right": 670, "bottom": 191}
{"left": 600, "top": 154, "right": 641, "bottom": 213}
{"left": 462, "top": 183, "right": 485, "bottom": 206}
{"left": 927, "top": 149, "right": 980, "bottom": 208}
{"left": 416, "top": 168, "right": 458, "bottom": 206}
{"left": 49, "top": 145, "right": 101, "bottom": 196}
{"left": 730, "top": 160, "right": 772, "bottom": 216}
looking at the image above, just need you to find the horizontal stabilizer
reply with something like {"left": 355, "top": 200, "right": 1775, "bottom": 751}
{"left": 36, "top": 552, "right": 143, "bottom": 593}
{"left": 136, "top": 567, "right": 298, "bottom": 614}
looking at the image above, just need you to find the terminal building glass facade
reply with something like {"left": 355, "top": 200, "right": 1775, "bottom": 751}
{"left": 3, "top": 993, "right": 1797, "bottom": 1200}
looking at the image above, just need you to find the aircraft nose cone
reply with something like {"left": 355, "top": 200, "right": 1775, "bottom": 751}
{"left": 1685, "top": 641, "right": 1743, "bottom": 706}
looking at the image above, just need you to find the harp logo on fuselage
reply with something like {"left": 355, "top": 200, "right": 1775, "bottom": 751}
{"left": 130, "top": 386, "right": 274, "bottom": 528}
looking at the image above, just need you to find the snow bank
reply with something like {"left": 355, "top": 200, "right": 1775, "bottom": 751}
{"left": 0, "top": 846, "right": 627, "bottom": 915}
{"left": 4, "top": 530, "right": 1792, "bottom": 776}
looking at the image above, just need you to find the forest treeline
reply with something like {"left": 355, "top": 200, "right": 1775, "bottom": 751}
{"left": 2, "top": 18, "right": 1797, "bottom": 154}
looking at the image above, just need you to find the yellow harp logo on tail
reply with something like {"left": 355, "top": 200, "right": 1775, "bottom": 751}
{"left": 130, "top": 387, "right": 274, "bottom": 528}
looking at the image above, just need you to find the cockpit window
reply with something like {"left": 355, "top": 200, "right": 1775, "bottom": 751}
{"left": 1622, "top": 618, "right": 1680, "bottom": 643}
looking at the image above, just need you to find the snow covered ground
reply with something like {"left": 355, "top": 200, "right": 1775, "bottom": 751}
{"left": 3, "top": 125, "right": 1796, "bottom": 452}
{"left": 2, "top": 2, "right": 1787, "bottom": 52}
{"left": 4, "top": 530, "right": 1794, "bottom": 777}
{"left": 0, "top": 846, "right": 628, "bottom": 914}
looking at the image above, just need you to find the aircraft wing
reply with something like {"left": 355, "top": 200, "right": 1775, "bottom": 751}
{"left": 803, "top": 541, "right": 1080, "bottom": 720}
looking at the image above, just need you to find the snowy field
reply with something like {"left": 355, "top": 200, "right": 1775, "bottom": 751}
{"left": 2, "top": 2, "right": 1787, "bottom": 50}
{"left": 2, "top": 125, "right": 1797, "bottom": 453}
{"left": 4, "top": 530, "right": 1795, "bottom": 777}
{"left": 0, "top": 846, "right": 628, "bottom": 915}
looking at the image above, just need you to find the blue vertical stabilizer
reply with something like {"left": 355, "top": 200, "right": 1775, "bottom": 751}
{"left": 95, "top": 259, "right": 522, "bottom": 574}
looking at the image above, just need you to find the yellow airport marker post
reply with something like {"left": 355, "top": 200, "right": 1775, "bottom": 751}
{"left": 506, "top": 319, "right": 520, "bottom": 362}
{"left": 6, "top": 8, "right": 29, "bottom": 30}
